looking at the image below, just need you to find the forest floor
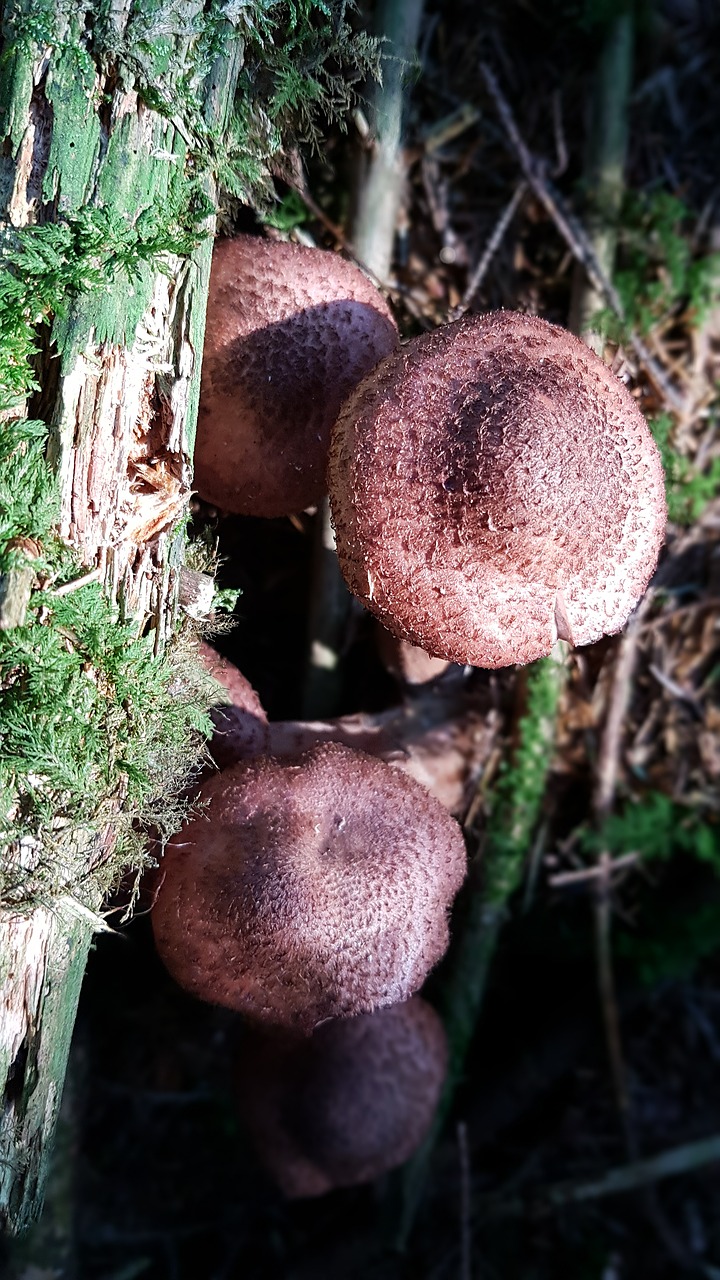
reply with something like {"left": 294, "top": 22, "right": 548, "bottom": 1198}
{"left": 8, "top": 1, "right": 720, "bottom": 1277}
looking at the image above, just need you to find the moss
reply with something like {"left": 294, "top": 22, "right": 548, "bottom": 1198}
{"left": 0, "top": 420, "right": 218, "bottom": 912}
{"left": 483, "top": 651, "right": 567, "bottom": 903}
{"left": 0, "top": 205, "right": 217, "bottom": 913}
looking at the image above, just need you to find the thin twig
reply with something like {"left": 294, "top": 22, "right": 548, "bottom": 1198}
{"left": 549, "top": 851, "right": 638, "bottom": 888}
{"left": 452, "top": 182, "right": 527, "bottom": 317}
{"left": 546, "top": 1133, "right": 720, "bottom": 1211}
{"left": 595, "top": 851, "right": 637, "bottom": 1159}
{"left": 457, "top": 1120, "right": 472, "bottom": 1280}
{"left": 52, "top": 567, "right": 103, "bottom": 597}
{"left": 594, "top": 594, "right": 653, "bottom": 821}
{"left": 486, "top": 1133, "right": 720, "bottom": 1219}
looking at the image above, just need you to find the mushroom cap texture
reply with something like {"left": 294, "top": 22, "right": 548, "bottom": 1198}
{"left": 195, "top": 235, "right": 398, "bottom": 517}
{"left": 151, "top": 742, "right": 466, "bottom": 1030}
{"left": 328, "top": 311, "right": 667, "bottom": 668}
{"left": 239, "top": 997, "right": 447, "bottom": 1196}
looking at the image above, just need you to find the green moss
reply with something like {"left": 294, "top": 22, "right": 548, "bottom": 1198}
{"left": 483, "top": 651, "right": 567, "bottom": 903}
{"left": 618, "top": 899, "right": 720, "bottom": 986}
{"left": 89, "top": 0, "right": 379, "bottom": 211}
{"left": 594, "top": 190, "right": 720, "bottom": 342}
{"left": 0, "top": 421, "right": 216, "bottom": 912}
{"left": 581, "top": 788, "right": 719, "bottom": 868}
{"left": 0, "top": 203, "right": 207, "bottom": 408}
{"left": 650, "top": 412, "right": 720, "bottom": 527}
{"left": 0, "top": 205, "right": 217, "bottom": 912}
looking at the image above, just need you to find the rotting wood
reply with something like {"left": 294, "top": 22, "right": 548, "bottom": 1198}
{"left": 0, "top": 0, "right": 244, "bottom": 1234}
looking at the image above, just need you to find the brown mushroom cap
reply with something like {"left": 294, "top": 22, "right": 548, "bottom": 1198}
{"left": 239, "top": 998, "right": 447, "bottom": 1196}
{"left": 197, "top": 641, "right": 269, "bottom": 767}
{"left": 195, "top": 235, "right": 399, "bottom": 517}
{"left": 151, "top": 742, "right": 466, "bottom": 1030}
{"left": 328, "top": 311, "right": 667, "bottom": 668}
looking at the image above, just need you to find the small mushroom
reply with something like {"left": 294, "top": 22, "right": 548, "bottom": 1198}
{"left": 152, "top": 742, "right": 466, "bottom": 1030}
{"left": 328, "top": 311, "right": 667, "bottom": 668}
{"left": 195, "top": 235, "right": 398, "bottom": 517}
{"left": 197, "top": 640, "right": 269, "bottom": 767}
{"left": 238, "top": 997, "right": 447, "bottom": 1196}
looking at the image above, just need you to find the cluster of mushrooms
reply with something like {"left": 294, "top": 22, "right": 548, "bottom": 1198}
{"left": 152, "top": 233, "right": 667, "bottom": 1195}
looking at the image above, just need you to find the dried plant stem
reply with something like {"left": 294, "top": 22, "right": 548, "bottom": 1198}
{"left": 397, "top": 648, "right": 568, "bottom": 1244}
{"left": 488, "top": 1133, "right": 720, "bottom": 1219}
{"left": 544, "top": 1134, "right": 720, "bottom": 1211}
{"left": 594, "top": 596, "right": 652, "bottom": 820}
{"left": 302, "top": 0, "right": 423, "bottom": 717}
{"left": 595, "top": 852, "right": 637, "bottom": 1159}
{"left": 591, "top": 614, "right": 694, "bottom": 1266}
{"left": 457, "top": 1120, "right": 472, "bottom": 1280}
{"left": 353, "top": 0, "right": 425, "bottom": 281}
{"left": 591, "top": 621, "right": 642, "bottom": 1169}
{"left": 569, "top": 7, "right": 634, "bottom": 349}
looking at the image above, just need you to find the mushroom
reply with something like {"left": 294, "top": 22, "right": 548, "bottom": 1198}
{"left": 238, "top": 997, "right": 447, "bottom": 1196}
{"left": 196, "top": 640, "right": 269, "bottom": 768}
{"left": 152, "top": 741, "right": 466, "bottom": 1030}
{"left": 328, "top": 311, "right": 667, "bottom": 668}
{"left": 194, "top": 235, "right": 399, "bottom": 517}
{"left": 192, "top": 639, "right": 494, "bottom": 816}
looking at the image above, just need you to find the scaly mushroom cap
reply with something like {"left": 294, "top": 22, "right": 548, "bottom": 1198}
{"left": 195, "top": 235, "right": 398, "bottom": 517}
{"left": 152, "top": 742, "right": 466, "bottom": 1030}
{"left": 239, "top": 998, "right": 447, "bottom": 1196}
{"left": 328, "top": 311, "right": 667, "bottom": 668}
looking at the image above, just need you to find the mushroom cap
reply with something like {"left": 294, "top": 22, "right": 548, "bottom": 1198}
{"left": 195, "top": 235, "right": 398, "bottom": 517}
{"left": 328, "top": 311, "right": 667, "bottom": 668}
{"left": 197, "top": 641, "right": 269, "bottom": 767}
{"left": 151, "top": 742, "right": 466, "bottom": 1030}
{"left": 239, "top": 998, "right": 447, "bottom": 1196}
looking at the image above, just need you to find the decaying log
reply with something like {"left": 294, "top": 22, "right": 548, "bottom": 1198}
{"left": 0, "top": 0, "right": 243, "bottom": 1233}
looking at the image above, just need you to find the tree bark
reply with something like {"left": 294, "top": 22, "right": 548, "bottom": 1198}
{"left": 0, "top": 0, "right": 243, "bottom": 1233}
